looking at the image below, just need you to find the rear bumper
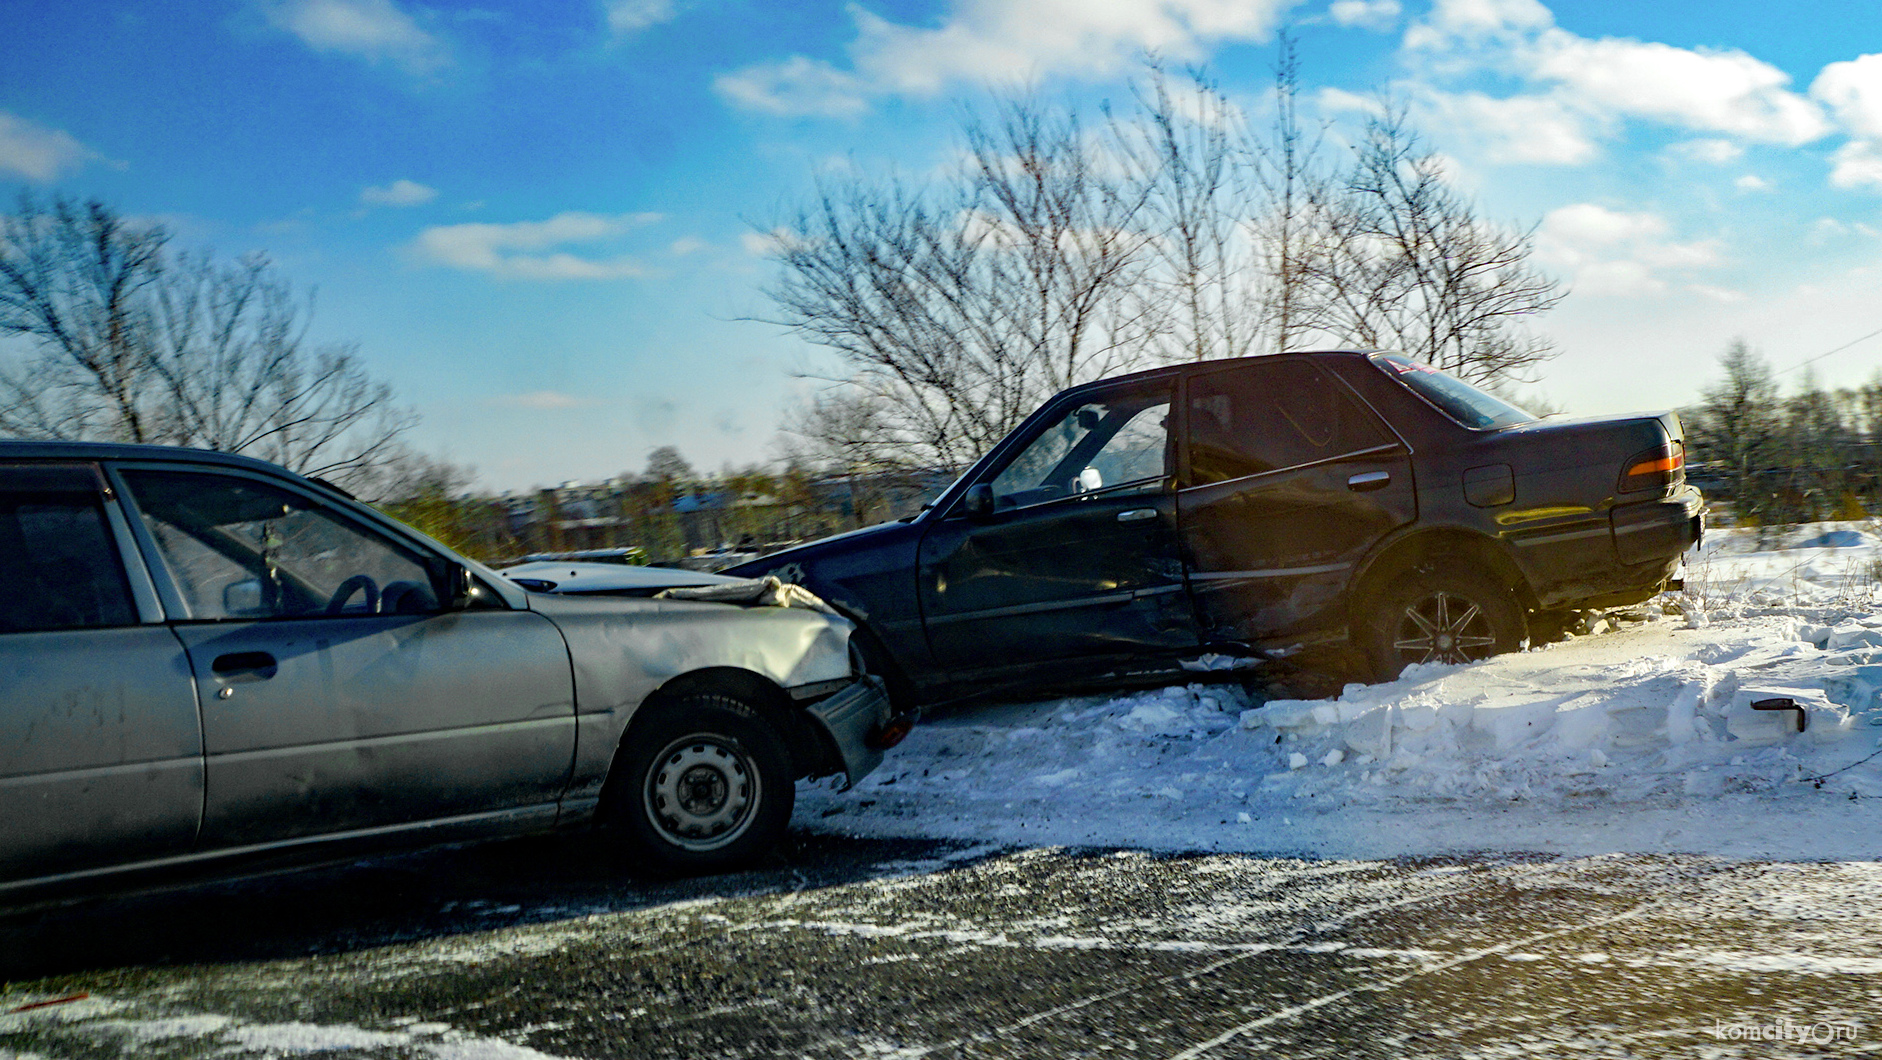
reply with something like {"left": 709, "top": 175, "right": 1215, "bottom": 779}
{"left": 1612, "top": 485, "right": 1705, "bottom": 565}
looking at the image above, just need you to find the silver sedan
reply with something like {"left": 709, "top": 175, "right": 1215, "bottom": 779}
{"left": 0, "top": 441, "right": 902, "bottom": 895}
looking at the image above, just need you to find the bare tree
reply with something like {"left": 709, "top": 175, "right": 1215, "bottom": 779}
{"left": 1246, "top": 35, "right": 1334, "bottom": 356}
{"left": 761, "top": 95, "right": 1157, "bottom": 471}
{"left": 0, "top": 196, "right": 167, "bottom": 442}
{"left": 761, "top": 67, "right": 1565, "bottom": 470}
{"left": 1109, "top": 64, "right": 1265, "bottom": 364}
{"left": 0, "top": 195, "right": 415, "bottom": 492}
{"left": 1300, "top": 105, "right": 1563, "bottom": 386}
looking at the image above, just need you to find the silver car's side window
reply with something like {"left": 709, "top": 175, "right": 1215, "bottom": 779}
{"left": 120, "top": 470, "right": 443, "bottom": 620}
{"left": 0, "top": 464, "right": 139, "bottom": 633}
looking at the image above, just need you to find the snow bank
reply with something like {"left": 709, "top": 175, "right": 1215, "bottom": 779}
{"left": 801, "top": 524, "right": 1882, "bottom": 861}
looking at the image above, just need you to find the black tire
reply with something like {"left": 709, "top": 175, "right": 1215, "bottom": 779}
{"left": 1361, "top": 566, "right": 1525, "bottom": 682}
{"left": 604, "top": 693, "right": 795, "bottom": 875}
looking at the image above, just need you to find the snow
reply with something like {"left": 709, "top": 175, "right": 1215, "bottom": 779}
{"left": 801, "top": 521, "right": 1882, "bottom": 860}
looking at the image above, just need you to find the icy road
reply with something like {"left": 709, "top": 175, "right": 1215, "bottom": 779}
{"left": 5, "top": 523, "right": 1882, "bottom": 1058}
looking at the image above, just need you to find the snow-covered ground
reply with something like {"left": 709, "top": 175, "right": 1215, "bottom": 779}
{"left": 801, "top": 521, "right": 1882, "bottom": 861}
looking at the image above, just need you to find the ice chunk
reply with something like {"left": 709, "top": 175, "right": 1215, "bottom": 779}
{"left": 1724, "top": 688, "right": 1836, "bottom": 744}
{"left": 1827, "top": 626, "right": 1882, "bottom": 651}
{"left": 1321, "top": 748, "right": 1345, "bottom": 767}
{"left": 1468, "top": 695, "right": 1558, "bottom": 751}
{"left": 1342, "top": 706, "right": 1394, "bottom": 759}
{"left": 1288, "top": 752, "right": 1308, "bottom": 770}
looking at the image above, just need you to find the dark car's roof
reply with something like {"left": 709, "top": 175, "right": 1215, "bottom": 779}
{"left": 1051, "top": 349, "right": 1379, "bottom": 400}
{"left": 0, "top": 439, "right": 295, "bottom": 476}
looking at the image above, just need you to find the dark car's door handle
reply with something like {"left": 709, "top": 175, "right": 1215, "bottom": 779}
{"left": 212, "top": 651, "right": 278, "bottom": 680}
{"left": 1117, "top": 508, "right": 1158, "bottom": 523}
{"left": 1347, "top": 471, "right": 1391, "bottom": 492}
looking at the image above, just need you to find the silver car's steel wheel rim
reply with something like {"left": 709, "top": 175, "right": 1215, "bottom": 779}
{"left": 644, "top": 734, "right": 760, "bottom": 852}
{"left": 1392, "top": 590, "right": 1499, "bottom": 666}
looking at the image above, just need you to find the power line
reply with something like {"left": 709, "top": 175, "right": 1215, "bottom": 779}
{"left": 1779, "top": 325, "right": 1882, "bottom": 375}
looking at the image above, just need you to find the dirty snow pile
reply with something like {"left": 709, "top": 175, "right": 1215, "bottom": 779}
{"left": 800, "top": 522, "right": 1882, "bottom": 860}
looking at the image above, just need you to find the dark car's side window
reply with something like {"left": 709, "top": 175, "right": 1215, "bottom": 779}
{"left": 1185, "top": 360, "right": 1395, "bottom": 486}
{"left": 121, "top": 470, "right": 443, "bottom": 620}
{"left": 986, "top": 387, "right": 1172, "bottom": 510}
{"left": 0, "top": 465, "right": 139, "bottom": 633}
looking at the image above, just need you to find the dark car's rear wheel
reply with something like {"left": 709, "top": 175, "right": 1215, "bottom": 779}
{"left": 1362, "top": 567, "right": 1525, "bottom": 682}
{"left": 605, "top": 693, "right": 794, "bottom": 875}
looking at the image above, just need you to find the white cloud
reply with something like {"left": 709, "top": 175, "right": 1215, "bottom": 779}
{"left": 1813, "top": 56, "right": 1882, "bottom": 194}
{"left": 1811, "top": 217, "right": 1850, "bottom": 243}
{"left": 1542, "top": 203, "right": 1667, "bottom": 246}
{"left": 1401, "top": 0, "right": 1827, "bottom": 167}
{"left": 604, "top": 0, "right": 675, "bottom": 36}
{"left": 720, "top": 0, "right": 1297, "bottom": 116}
{"left": 1668, "top": 138, "right": 1743, "bottom": 165}
{"left": 1415, "top": 89, "right": 1597, "bottom": 164}
{"left": 1403, "top": 0, "right": 1549, "bottom": 48}
{"left": 1686, "top": 283, "right": 1746, "bottom": 303}
{"left": 668, "top": 236, "right": 708, "bottom": 256}
{"left": 1315, "top": 86, "right": 1383, "bottom": 115}
{"left": 741, "top": 228, "right": 814, "bottom": 256}
{"left": 1328, "top": 0, "right": 1400, "bottom": 31}
{"left": 715, "top": 56, "right": 869, "bottom": 118}
{"left": 360, "top": 179, "right": 437, "bottom": 206}
{"left": 264, "top": 0, "right": 447, "bottom": 73}
{"left": 1529, "top": 35, "right": 1827, "bottom": 145}
{"left": 0, "top": 111, "right": 96, "bottom": 181}
{"left": 411, "top": 211, "right": 661, "bottom": 280}
{"left": 495, "top": 390, "right": 595, "bottom": 410}
{"left": 1812, "top": 53, "right": 1882, "bottom": 139}
{"left": 1537, "top": 203, "right": 1721, "bottom": 297}
{"left": 1734, "top": 174, "right": 1772, "bottom": 192}
{"left": 1827, "top": 139, "right": 1882, "bottom": 189}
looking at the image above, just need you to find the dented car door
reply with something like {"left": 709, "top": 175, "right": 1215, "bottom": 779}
{"left": 917, "top": 381, "right": 1197, "bottom": 681}
{"left": 1177, "top": 358, "right": 1417, "bottom": 644}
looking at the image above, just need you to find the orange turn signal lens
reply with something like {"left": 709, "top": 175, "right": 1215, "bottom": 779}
{"left": 867, "top": 716, "right": 914, "bottom": 750}
{"left": 1624, "top": 453, "right": 1684, "bottom": 477}
{"left": 1619, "top": 440, "right": 1684, "bottom": 493}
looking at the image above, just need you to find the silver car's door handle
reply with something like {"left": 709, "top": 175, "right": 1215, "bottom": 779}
{"left": 1117, "top": 508, "right": 1158, "bottom": 523}
{"left": 1347, "top": 471, "right": 1391, "bottom": 492}
{"left": 212, "top": 651, "right": 278, "bottom": 680}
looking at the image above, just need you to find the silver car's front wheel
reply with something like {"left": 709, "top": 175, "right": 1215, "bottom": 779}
{"left": 607, "top": 691, "right": 795, "bottom": 874}
{"left": 643, "top": 733, "right": 761, "bottom": 852}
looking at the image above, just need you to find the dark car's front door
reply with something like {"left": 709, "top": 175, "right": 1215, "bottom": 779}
{"left": 918, "top": 380, "right": 1197, "bottom": 681}
{"left": 116, "top": 466, "right": 576, "bottom": 849}
{"left": 1177, "top": 358, "right": 1417, "bottom": 644}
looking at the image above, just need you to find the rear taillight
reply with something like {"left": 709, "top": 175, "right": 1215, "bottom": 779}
{"left": 1619, "top": 439, "right": 1684, "bottom": 493}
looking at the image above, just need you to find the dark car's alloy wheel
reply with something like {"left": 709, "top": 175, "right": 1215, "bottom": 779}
{"left": 607, "top": 693, "right": 794, "bottom": 874}
{"left": 1364, "top": 567, "right": 1524, "bottom": 681}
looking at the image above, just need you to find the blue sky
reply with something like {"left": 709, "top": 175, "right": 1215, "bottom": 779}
{"left": 5, "top": 0, "right": 1882, "bottom": 491}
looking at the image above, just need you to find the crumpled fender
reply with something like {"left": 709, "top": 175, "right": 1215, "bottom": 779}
{"left": 524, "top": 593, "right": 855, "bottom": 808}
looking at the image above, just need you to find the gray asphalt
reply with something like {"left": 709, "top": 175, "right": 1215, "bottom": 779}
{"left": 2, "top": 833, "right": 1878, "bottom": 1059}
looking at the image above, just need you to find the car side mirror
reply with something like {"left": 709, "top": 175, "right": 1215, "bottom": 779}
{"left": 439, "top": 560, "right": 474, "bottom": 610}
{"left": 223, "top": 578, "right": 264, "bottom": 616}
{"left": 962, "top": 483, "right": 995, "bottom": 520}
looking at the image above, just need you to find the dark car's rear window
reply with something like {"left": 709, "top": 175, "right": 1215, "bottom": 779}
{"left": 1370, "top": 354, "right": 1537, "bottom": 430}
